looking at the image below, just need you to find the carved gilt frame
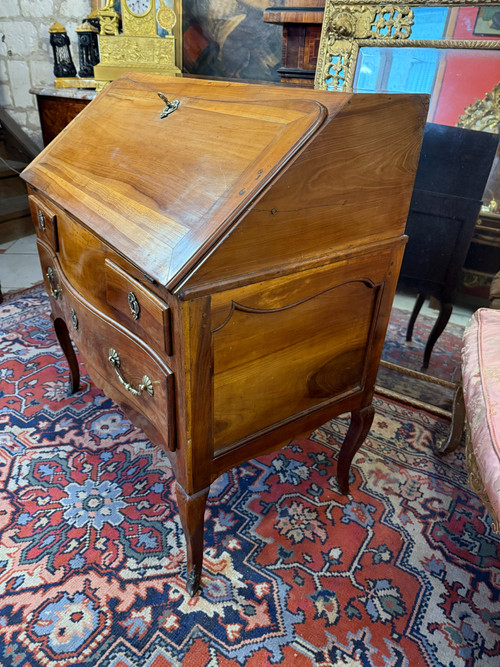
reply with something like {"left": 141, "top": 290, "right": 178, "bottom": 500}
{"left": 315, "top": 0, "right": 500, "bottom": 91}
{"left": 457, "top": 82, "right": 500, "bottom": 131}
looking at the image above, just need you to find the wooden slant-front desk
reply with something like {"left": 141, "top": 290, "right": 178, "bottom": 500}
{"left": 22, "top": 75, "right": 427, "bottom": 595}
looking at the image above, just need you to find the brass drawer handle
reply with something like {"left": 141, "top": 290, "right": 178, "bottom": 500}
{"left": 70, "top": 307, "right": 79, "bottom": 330}
{"left": 38, "top": 210, "right": 46, "bottom": 232}
{"left": 46, "top": 267, "right": 62, "bottom": 299}
{"left": 128, "top": 291, "right": 140, "bottom": 320}
{"left": 108, "top": 348, "right": 154, "bottom": 397}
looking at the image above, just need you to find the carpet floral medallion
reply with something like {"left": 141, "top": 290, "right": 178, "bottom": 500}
{"left": 0, "top": 287, "right": 499, "bottom": 666}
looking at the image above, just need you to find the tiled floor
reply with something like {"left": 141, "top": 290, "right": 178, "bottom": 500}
{"left": 393, "top": 290, "right": 474, "bottom": 328}
{"left": 0, "top": 228, "right": 476, "bottom": 327}
{"left": 0, "top": 230, "right": 43, "bottom": 293}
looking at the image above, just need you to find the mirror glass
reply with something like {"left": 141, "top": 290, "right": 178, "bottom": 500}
{"left": 350, "top": 6, "right": 500, "bottom": 405}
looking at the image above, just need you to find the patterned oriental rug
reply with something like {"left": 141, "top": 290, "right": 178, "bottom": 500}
{"left": 0, "top": 286, "right": 499, "bottom": 667}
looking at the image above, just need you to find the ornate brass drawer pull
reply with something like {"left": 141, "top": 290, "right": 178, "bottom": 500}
{"left": 46, "top": 267, "right": 62, "bottom": 299}
{"left": 38, "top": 210, "right": 46, "bottom": 232}
{"left": 108, "top": 348, "right": 154, "bottom": 397}
{"left": 128, "top": 291, "right": 140, "bottom": 320}
{"left": 70, "top": 307, "right": 79, "bottom": 330}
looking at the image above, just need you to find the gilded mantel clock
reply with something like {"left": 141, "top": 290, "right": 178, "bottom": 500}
{"left": 93, "top": 0, "right": 180, "bottom": 90}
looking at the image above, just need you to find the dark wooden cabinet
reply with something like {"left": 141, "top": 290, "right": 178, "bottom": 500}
{"left": 399, "top": 123, "right": 499, "bottom": 366}
{"left": 22, "top": 74, "right": 427, "bottom": 596}
{"left": 263, "top": 0, "right": 324, "bottom": 86}
{"left": 35, "top": 93, "right": 92, "bottom": 146}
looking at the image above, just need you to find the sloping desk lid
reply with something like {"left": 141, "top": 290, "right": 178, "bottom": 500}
{"left": 22, "top": 75, "right": 329, "bottom": 289}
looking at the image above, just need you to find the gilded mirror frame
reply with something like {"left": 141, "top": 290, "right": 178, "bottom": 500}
{"left": 314, "top": 0, "right": 500, "bottom": 91}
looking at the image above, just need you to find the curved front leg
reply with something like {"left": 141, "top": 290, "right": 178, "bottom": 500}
{"left": 51, "top": 314, "right": 80, "bottom": 394}
{"left": 406, "top": 292, "right": 426, "bottom": 342}
{"left": 422, "top": 299, "right": 452, "bottom": 370}
{"left": 337, "top": 404, "right": 375, "bottom": 495}
{"left": 176, "top": 483, "right": 210, "bottom": 597}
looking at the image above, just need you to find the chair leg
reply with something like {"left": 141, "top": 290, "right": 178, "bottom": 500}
{"left": 422, "top": 299, "right": 452, "bottom": 369}
{"left": 406, "top": 293, "right": 426, "bottom": 342}
{"left": 337, "top": 404, "right": 375, "bottom": 495}
{"left": 435, "top": 382, "right": 465, "bottom": 455}
{"left": 175, "top": 483, "right": 210, "bottom": 596}
{"left": 51, "top": 315, "right": 80, "bottom": 394}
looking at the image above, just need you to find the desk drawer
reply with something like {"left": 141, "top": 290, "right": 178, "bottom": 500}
{"left": 69, "top": 296, "right": 176, "bottom": 452}
{"left": 105, "top": 259, "right": 172, "bottom": 355}
{"left": 37, "top": 242, "right": 176, "bottom": 452}
{"left": 29, "top": 194, "right": 59, "bottom": 252}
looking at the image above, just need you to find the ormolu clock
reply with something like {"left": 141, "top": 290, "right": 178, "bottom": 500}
{"left": 93, "top": 0, "right": 180, "bottom": 90}
{"left": 122, "top": 0, "right": 156, "bottom": 36}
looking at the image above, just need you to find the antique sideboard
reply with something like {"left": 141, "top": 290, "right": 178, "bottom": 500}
{"left": 22, "top": 74, "right": 427, "bottom": 595}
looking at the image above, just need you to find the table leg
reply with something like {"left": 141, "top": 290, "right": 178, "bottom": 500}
{"left": 175, "top": 483, "right": 210, "bottom": 597}
{"left": 337, "top": 404, "right": 375, "bottom": 495}
{"left": 51, "top": 314, "right": 80, "bottom": 394}
{"left": 423, "top": 299, "right": 452, "bottom": 369}
{"left": 435, "top": 382, "right": 465, "bottom": 455}
{"left": 406, "top": 292, "right": 426, "bottom": 342}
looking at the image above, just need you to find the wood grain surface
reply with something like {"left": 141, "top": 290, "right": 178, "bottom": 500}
{"left": 22, "top": 74, "right": 428, "bottom": 595}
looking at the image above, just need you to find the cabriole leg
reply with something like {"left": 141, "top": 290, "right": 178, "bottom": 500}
{"left": 51, "top": 315, "right": 80, "bottom": 394}
{"left": 422, "top": 300, "right": 452, "bottom": 370}
{"left": 175, "top": 483, "right": 210, "bottom": 597}
{"left": 406, "top": 292, "right": 426, "bottom": 342}
{"left": 337, "top": 404, "right": 375, "bottom": 495}
{"left": 435, "top": 382, "right": 465, "bottom": 455}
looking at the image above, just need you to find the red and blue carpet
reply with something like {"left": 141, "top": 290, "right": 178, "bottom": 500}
{"left": 0, "top": 286, "right": 498, "bottom": 666}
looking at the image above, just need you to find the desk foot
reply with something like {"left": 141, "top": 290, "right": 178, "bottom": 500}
{"left": 51, "top": 315, "right": 80, "bottom": 394}
{"left": 176, "top": 483, "right": 209, "bottom": 597}
{"left": 337, "top": 405, "right": 374, "bottom": 495}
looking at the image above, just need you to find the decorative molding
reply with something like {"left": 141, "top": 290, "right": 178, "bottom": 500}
{"left": 211, "top": 278, "right": 377, "bottom": 334}
{"left": 356, "top": 38, "right": 500, "bottom": 48}
{"left": 315, "top": 1, "right": 500, "bottom": 92}
{"left": 330, "top": 0, "right": 500, "bottom": 5}
{"left": 457, "top": 82, "right": 500, "bottom": 132}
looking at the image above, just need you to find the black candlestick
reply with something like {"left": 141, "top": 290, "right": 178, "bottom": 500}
{"left": 76, "top": 21, "right": 100, "bottom": 78}
{"left": 49, "top": 22, "right": 77, "bottom": 78}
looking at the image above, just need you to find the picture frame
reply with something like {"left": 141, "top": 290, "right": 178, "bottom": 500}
{"left": 473, "top": 7, "right": 500, "bottom": 37}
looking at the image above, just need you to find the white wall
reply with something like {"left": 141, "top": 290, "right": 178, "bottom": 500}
{"left": 0, "top": 0, "right": 91, "bottom": 149}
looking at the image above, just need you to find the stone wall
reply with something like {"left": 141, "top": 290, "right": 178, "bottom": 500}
{"left": 0, "top": 0, "right": 91, "bottom": 149}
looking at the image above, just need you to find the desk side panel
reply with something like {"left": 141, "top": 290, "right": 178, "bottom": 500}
{"left": 179, "top": 93, "right": 427, "bottom": 292}
{"left": 208, "top": 244, "right": 402, "bottom": 455}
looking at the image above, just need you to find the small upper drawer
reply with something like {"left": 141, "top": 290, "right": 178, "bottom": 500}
{"left": 105, "top": 259, "right": 172, "bottom": 355}
{"left": 29, "top": 194, "right": 59, "bottom": 252}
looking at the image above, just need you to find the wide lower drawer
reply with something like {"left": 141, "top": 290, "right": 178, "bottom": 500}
{"left": 38, "top": 242, "right": 176, "bottom": 452}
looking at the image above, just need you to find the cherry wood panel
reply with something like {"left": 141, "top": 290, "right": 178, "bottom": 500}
{"left": 210, "top": 246, "right": 394, "bottom": 451}
{"left": 24, "top": 80, "right": 334, "bottom": 288}
{"left": 105, "top": 259, "right": 172, "bottom": 356}
{"left": 182, "top": 93, "right": 428, "bottom": 292}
